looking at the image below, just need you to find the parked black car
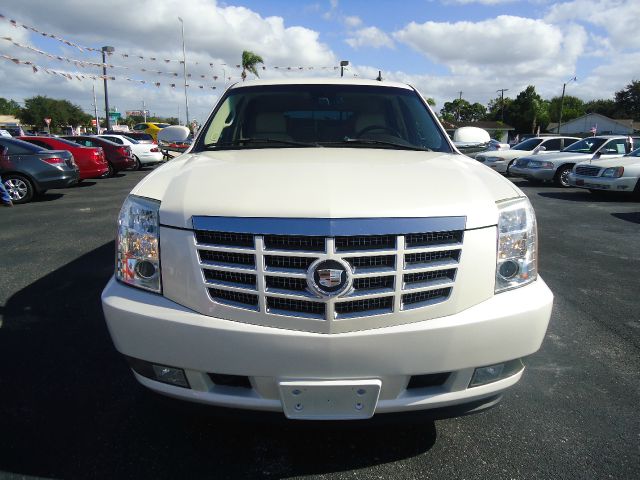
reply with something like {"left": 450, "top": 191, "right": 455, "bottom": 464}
{"left": 0, "top": 137, "right": 79, "bottom": 204}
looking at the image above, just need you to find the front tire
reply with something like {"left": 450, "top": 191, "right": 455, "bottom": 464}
{"left": 555, "top": 165, "right": 573, "bottom": 188}
{"left": 3, "top": 174, "right": 34, "bottom": 204}
{"left": 134, "top": 155, "right": 142, "bottom": 170}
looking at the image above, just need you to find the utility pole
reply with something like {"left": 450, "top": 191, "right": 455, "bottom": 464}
{"left": 456, "top": 91, "right": 463, "bottom": 122}
{"left": 142, "top": 100, "right": 147, "bottom": 122}
{"left": 558, "top": 76, "right": 577, "bottom": 133}
{"left": 101, "top": 46, "right": 115, "bottom": 130}
{"left": 92, "top": 82, "right": 100, "bottom": 134}
{"left": 178, "top": 17, "right": 190, "bottom": 126}
{"left": 496, "top": 88, "right": 509, "bottom": 122}
{"left": 340, "top": 60, "right": 349, "bottom": 77}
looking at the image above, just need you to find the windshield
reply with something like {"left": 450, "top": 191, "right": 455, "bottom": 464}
{"left": 122, "top": 135, "right": 140, "bottom": 144}
{"left": 627, "top": 146, "right": 640, "bottom": 157}
{"left": 562, "top": 137, "right": 606, "bottom": 153}
{"left": 512, "top": 138, "right": 543, "bottom": 151}
{"left": 195, "top": 84, "right": 451, "bottom": 152}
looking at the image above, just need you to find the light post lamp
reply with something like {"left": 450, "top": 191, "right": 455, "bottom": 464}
{"left": 557, "top": 76, "right": 577, "bottom": 134}
{"left": 178, "top": 17, "right": 190, "bottom": 127}
{"left": 101, "top": 46, "right": 115, "bottom": 131}
{"left": 340, "top": 60, "right": 349, "bottom": 77}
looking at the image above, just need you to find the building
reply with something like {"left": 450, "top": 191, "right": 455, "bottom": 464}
{"left": 548, "top": 113, "right": 636, "bottom": 136}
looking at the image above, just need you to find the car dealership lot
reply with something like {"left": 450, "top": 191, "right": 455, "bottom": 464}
{"left": 0, "top": 171, "right": 638, "bottom": 479}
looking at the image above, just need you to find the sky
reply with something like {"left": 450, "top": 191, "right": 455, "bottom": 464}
{"left": 0, "top": 0, "right": 638, "bottom": 124}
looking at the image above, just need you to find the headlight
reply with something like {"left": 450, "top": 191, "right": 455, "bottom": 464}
{"left": 527, "top": 160, "right": 554, "bottom": 169}
{"left": 495, "top": 197, "right": 537, "bottom": 293}
{"left": 600, "top": 167, "right": 624, "bottom": 178}
{"left": 116, "top": 195, "right": 161, "bottom": 293}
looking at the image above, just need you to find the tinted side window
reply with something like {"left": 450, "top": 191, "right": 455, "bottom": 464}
{"left": 602, "top": 139, "right": 626, "bottom": 154}
{"left": 542, "top": 138, "right": 562, "bottom": 150}
{"left": 26, "top": 140, "right": 52, "bottom": 149}
{"left": 562, "top": 138, "right": 578, "bottom": 149}
{"left": 103, "top": 136, "right": 123, "bottom": 144}
{"left": 0, "top": 140, "right": 37, "bottom": 155}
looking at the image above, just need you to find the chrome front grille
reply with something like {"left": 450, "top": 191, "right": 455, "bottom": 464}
{"left": 575, "top": 165, "right": 601, "bottom": 177}
{"left": 193, "top": 218, "right": 464, "bottom": 323}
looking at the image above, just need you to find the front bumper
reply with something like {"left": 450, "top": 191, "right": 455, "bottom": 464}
{"left": 102, "top": 276, "right": 553, "bottom": 417}
{"left": 569, "top": 173, "right": 638, "bottom": 192}
{"left": 509, "top": 166, "right": 555, "bottom": 181}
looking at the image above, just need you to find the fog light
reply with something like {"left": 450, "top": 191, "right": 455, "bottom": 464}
{"left": 135, "top": 260, "right": 157, "bottom": 279}
{"left": 470, "top": 364, "right": 505, "bottom": 387}
{"left": 498, "top": 260, "right": 519, "bottom": 279}
{"left": 152, "top": 365, "right": 189, "bottom": 388}
{"left": 469, "top": 358, "right": 525, "bottom": 387}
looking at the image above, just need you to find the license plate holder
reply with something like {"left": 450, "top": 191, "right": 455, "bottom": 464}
{"left": 279, "top": 379, "right": 382, "bottom": 420}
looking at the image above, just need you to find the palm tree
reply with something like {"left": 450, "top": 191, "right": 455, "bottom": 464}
{"left": 241, "top": 50, "right": 264, "bottom": 81}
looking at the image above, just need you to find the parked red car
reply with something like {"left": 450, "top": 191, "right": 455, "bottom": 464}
{"left": 18, "top": 136, "right": 109, "bottom": 180}
{"left": 61, "top": 135, "right": 136, "bottom": 176}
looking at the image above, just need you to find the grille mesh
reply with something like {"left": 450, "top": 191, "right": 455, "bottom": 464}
{"left": 195, "top": 230, "right": 254, "bottom": 248}
{"left": 402, "top": 288, "right": 451, "bottom": 306}
{"left": 405, "top": 231, "right": 463, "bottom": 248}
{"left": 204, "top": 269, "right": 256, "bottom": 287}
{"left": 265, "top": 255, "right": 316, "bottom": 271}
{"left": 335, "top": 235, "right": 396, "bottom": 251}
{"left": 405, "top": 250, "right": 460, "bottom": 266}
{"left": 404, "top": 269, "right": 456, "bottom": 285}
{"left": 267, "top": 297, "right": 325, "bottom": 315}
{"left": 346, "top": 255, "right": 395, "bottom": 270}
{"left": 266, "top": 276, "right": 308, "bottom": 291}
{"left": 264, "top": 235, "right": 325, "bottom": 252}
{"left": 352, "top": 276, "right": 394, "bottom": 291}
{"left": 208, "top": 288, "right": 258, "bottom": 307}
{"left": 335, "top": 296, "right": 393, "bottom": 315}
{"left": 199, "top": 250, "right": 255, "bottom": 267}
{"left": 575, "top": 165, "right": 601, "bottom": 177}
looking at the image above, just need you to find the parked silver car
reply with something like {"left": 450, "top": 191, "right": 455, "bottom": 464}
{"left": 509, "top": 135, "right": 640, "bottom": 187}
{"left": 476, "top": 136, "right": 579, "bottom": 174}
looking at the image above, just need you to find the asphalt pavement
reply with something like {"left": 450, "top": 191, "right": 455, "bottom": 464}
{"left": 0, "top": 169, "right": 638, "bottom": 479}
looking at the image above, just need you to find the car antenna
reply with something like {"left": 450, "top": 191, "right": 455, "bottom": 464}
{"left": 376, "top": 70, "right": 383, "bottom": 82}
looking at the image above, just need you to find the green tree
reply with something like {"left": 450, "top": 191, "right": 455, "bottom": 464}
{"left": 548, "top": 95, "right": 585, "bottom": 123}
{"left": 485, "top": 96, "right": 513, "bottom": 122}
{"left": 241, "top": 50, "right": 264, "bottom": 81}
{"left": 425, "top": 97, "right": 436, "bottom": 107}
{"left": 440, "top": 99, "right": 486, "bottom": 123}
{"left": 17, "top": 96, "right": 91, "bottom": 131}
{"left": 0, "top": 97, "right": 21, "bottom": 116}
{"left": 614, "top": 80, "right": 640, "bottom": 120}
{"left": 506, "top": 86, "right": 549, "bottom": 134}
{"left": 584, "top": 98, "right": 618, "bottom": 117}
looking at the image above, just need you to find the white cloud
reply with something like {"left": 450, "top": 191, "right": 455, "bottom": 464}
{"left": 394, "top": 16, "right": 586, "bottom": 79}
{"left": 346, "top": 27, "right": 395, "bottom": 49}
{"left": 343, "top": 15, "right": 363, "bottom": 28}
{"left": 545, "top": 0, "right": 640, "bottom": 50}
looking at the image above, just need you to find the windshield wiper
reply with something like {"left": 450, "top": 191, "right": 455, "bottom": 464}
{"left": 320, "top": 137, "right": 431, "bottom": 151}
{"left": 202, "top": 137, "right": 319, "bottom": 149}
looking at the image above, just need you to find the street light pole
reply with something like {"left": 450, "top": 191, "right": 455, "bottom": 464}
{"left": 178, "top": 17, "right": 190, "bottom": 127}
{"left": 340, "top": 60, "right": 349, "bottom": 77}
{"left": 101, "top": 46, "right": 115, "bottom": 131}
{"left": 557, "top": 76, "right": 577, "bottom": 134}
{"left": 92, "top": 82, "right": 100, "bottom": 134}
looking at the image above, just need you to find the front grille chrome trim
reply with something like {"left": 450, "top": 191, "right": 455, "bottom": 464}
{"left": 193, "top": 217, "right": 466, "bottom": 330}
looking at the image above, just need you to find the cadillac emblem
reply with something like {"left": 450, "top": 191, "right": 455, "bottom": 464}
{"left": 307, "top": 258, "right": 352, "bottom": 297}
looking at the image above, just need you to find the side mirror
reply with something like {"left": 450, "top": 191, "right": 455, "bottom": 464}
{"left": 625, "top": 137, "right": 634, "bottom": 154}
{"left": 452, "top": 127, "right": 491, "bottom": 157}
{"left": 532, "top": 145, "right": 546, "bottom": 155}
{"left": 157, "top": 125, "right": 190, "bottom": 144}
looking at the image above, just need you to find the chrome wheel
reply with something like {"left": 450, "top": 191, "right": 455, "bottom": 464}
{"left": 555, "top": 166, "right": 572, "bottom": 188}
{"left": 6, "top": 178, "right": 28, "bottom": 200}
{"left": 3, "top": 174, "right": 34, "bottom": 203}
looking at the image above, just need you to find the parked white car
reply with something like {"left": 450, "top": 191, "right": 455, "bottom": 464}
{"left": 476, "top": 136, "right": 580, "bottom": 174}
{"left": 569, "top": 147, "right": 640, "bottom": 197}
{"left": 101, "top": 78, "right": 553, "bottom": 421}
{"left": 98, "top": 134, "right": 163, "bottom": 169}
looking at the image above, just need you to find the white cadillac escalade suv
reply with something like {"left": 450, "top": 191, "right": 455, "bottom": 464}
{"left": 102, "top": 79, "right": 553, "bottom": 420}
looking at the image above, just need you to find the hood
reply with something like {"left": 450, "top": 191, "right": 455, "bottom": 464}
{"left": 517, "top": 151, "right": 591, "bottom": 163}
{"left": 576, "top": 155, "right": 640, "bottom": 168}
{"left": 132, "top": 148, "right": 522, "bottom": 230}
